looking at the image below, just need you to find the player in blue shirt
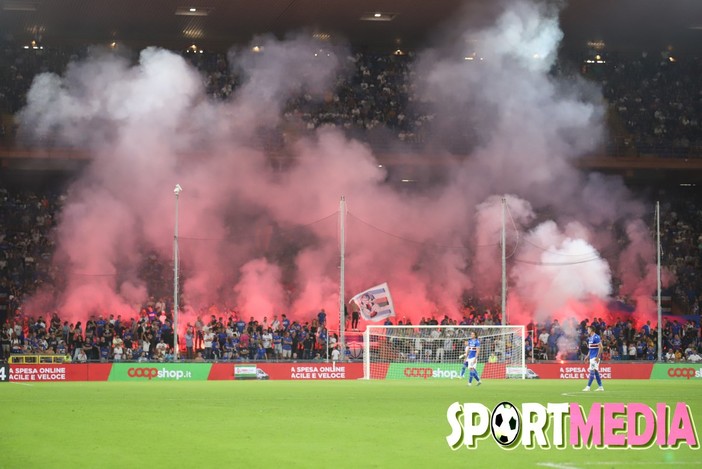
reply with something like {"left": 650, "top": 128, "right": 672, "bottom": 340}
{"left": 459, "top": 331, "right": 482, "bottom": 386}
{"left": 583, "top": 325, "right": 604, "bottom": 392}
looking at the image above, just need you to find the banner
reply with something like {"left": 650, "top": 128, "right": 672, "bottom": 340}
{"left": 7, "top": 364, "right": 112, "bottom": 382}
{"left": 651, "top": 363, "right": 702, "bottom": 380}
{"left": 2, "top": 362, "right": 362, "bottom": 381}
{"left": 108, "top": 363, "right": 212, "bottom": 381}
{"left": 256, "top": 362, "right": 363, "bottom": 380}
{"left": 349, "top": 282, "right": 396, "bottom": 322}
{"left": 528, "top": 363, "right": 654, "bottom": 380}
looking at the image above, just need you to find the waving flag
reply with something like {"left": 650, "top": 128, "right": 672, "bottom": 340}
{"left": 349, "top": 283, "right": 396, "bottom": 322}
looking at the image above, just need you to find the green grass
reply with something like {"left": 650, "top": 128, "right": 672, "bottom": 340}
{"left": 1, "top": 380, "right": 700, "bottom": 468}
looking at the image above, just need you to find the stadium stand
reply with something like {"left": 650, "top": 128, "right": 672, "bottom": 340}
{"left": 0, "top": 41, "right": 700, "bottom": 363}
{"left": 1, "top": 41, "right": 701, "bottom": 156}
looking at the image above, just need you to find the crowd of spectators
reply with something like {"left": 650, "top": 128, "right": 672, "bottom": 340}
{"left": 660, "top": 194, "right": 702, "bottom": 315}
{"left": 0, "top": 41, "right": 76, "bottom": 140}
{"left": 1, "top": 39, "right": 702, "bottom": 157}
{"left": 528, "top": 316, "right": 701, "bottom": 364}
{"left": 0, "top": 188, "right": 61, "bottom": 312}
{"left": 583, "top": 51, "right": 702, "bottom": 157}
{"left": 0, "top": 306, "right": 338, "bottom": 363}
{"left": 283, "top": 52, "right": 431, "bottom": 146}
{"left": 1, "top": 182, "right": 700, "bottom": 363}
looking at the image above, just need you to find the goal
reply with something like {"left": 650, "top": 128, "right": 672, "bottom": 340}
{"left": 363, "top": 325, "right": 526, "bottom": 380}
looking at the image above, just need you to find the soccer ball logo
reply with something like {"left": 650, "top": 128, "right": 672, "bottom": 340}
{"left": 490, "top": 401, "right": 521, "bottom": 447}
{"left": 347, "top": 342, "right": 363, "bottom": 359}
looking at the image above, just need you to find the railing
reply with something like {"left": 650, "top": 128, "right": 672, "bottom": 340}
{"left": 8, "top": 354, "right": 71, "bottom": 364}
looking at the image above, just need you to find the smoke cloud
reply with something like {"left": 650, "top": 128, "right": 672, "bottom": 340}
{"left": 17, "top": 0, "right": 665, "bottom": 332}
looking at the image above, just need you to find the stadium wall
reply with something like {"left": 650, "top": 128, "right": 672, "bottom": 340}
{"left": 3, "top": 363, "right": 700, "bottom": 382}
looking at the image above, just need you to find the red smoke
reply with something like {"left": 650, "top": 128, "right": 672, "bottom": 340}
{"left": 15, "top": 2, "right": 669, "bottom": 336}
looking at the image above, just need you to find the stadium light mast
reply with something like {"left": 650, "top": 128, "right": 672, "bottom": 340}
{"left": 656, "top": 201, "right": 662, "bottom": 362}
{"left": 339, "top": 196, "right": 346, "bottom": 361}
{"left": 501, "top": 196, "right": 507, "bottom": 326}
{"left": 173, "top": 184, "right": 183, "bottom": 361}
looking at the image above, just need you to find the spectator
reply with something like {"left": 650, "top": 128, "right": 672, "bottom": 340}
{"left": 203, "top": 327, "right": 214, "bottom": 360}
{"left": 113, "top": 343, "right": 124, "bottom": 361}
{"left": 628, "top": 343, "right": 637, "bottom": 360}
{"left": 75, "top": 348, "right": 87, "bottom": 363}
{"left": 665, "top": 349, "right": 675, "bottom": 362}
{"left": 262, "top": 328, "right": 273, "bottom": 359}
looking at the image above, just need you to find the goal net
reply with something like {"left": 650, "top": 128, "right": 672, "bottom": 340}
{"left": 363, "top": 325, "right": 526, "bottom": 380}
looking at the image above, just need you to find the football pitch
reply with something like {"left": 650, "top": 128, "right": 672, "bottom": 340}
{"left": 1, "top": 379, "right": 699, "bottom": 468}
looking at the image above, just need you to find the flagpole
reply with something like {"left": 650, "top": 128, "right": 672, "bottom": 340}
{"left": 656, "top": 201, "right": 662, "bottom": 362}
{"left": 339, "top": 196, "right": 346, "bottom": 361}
{"left": 501, "top": 196, "right": 507, "bottom": 326}
{"left": 173, "top": 184, "right": 182, "bottom": 361}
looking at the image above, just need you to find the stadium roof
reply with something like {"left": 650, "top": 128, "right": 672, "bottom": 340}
{"left": 0, "top": 0, "right": 700, "bottom": 53}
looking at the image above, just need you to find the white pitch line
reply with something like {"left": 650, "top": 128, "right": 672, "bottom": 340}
{"left": 9, "top": 381, "right": 33, "bottom": 387}
{"left": 541, "top": 463, "right": 688, "bottom": 467}
{"left": 559, "top": 391, "right": 627, "bottom": 397}
{"left": 581, "top": 463, "right": 692, "bottom": 466}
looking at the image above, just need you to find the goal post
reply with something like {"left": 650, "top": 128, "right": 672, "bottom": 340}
{"left": 363, "top": 325, "right": 526, "bottom": 380}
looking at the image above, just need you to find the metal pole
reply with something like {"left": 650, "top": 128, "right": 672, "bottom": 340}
{"left": 501, "top": 197, "right": 507, "bottom": 326}
{"left": 339, "top": 196, "right": 346, "bottom": 361}
{"left": 656, "top": 201, "right": 662, "bottom": 362}
{"left": 174, "top": 184, "right": 182, "bottom": 361}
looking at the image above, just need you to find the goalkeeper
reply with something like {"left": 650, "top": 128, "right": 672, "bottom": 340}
{"left": 458, "top": 331, "right": 482, "bottom": 386}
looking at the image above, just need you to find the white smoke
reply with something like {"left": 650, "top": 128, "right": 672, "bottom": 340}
{"left": 15, "top": 0, "right": 665, "bottom": 331}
